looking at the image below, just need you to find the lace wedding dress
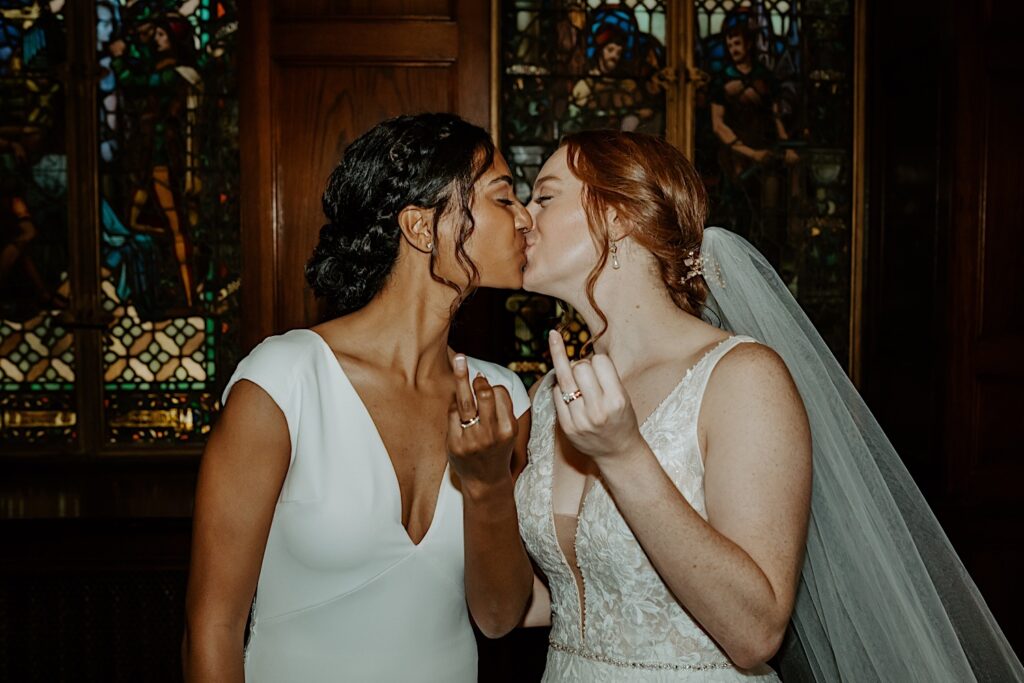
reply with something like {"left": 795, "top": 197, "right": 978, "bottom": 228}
{"left": 515, "top": 335, "right": 779, "bottom": 682}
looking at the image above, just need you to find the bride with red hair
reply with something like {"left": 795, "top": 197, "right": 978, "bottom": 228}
{"left": 480, "top": 129, "right": 1023, "bottom": 682}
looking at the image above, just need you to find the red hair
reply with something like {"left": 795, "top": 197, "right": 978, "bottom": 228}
{"left": 561, "top": 130, "right": 709, "bottom": 351}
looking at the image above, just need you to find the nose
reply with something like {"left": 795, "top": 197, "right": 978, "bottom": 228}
{"left": 526, "top": 197, "right": 541, "bottom": 222}
{"left": 515, "top": 200, "right": 534, "bottom": 234}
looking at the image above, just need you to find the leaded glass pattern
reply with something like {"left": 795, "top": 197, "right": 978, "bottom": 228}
{"left": 501, "top": 0, "right": 668, "bottom": 379}
{"left": 98, "top": 0, "right": 239, "bottom": 443}
{"left": 693, "top": 0, "right": 854, "bottom": 361}
{"left": 502, "top": 0, "right": 669, "bottom": 198}
{"left": 0, "top": 0, "right": 73, "bottom": 447}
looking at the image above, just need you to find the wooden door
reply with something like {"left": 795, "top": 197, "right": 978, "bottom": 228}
{"left": 238, "top": 0, "right": 494, "bottom": 350}
{"left": 945, "top": 0, "right": 1024, "bottom": 649}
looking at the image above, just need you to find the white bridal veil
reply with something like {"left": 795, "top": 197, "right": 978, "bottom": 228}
{"left": 700, "top": 227, "right": 1023, "bottom": 682}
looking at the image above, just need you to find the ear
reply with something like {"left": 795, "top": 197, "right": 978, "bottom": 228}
{"left": 398, "top": 206, "right": 435, "bottom": 253}
{"left": 604, "top": 206, "right": 628, "bottom": 241}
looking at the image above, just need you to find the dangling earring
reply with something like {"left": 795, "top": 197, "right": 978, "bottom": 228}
{"left": 610, "top": 241, "right": 620, "bottom": 270}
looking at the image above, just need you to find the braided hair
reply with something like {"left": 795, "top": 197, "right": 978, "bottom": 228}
{"left": 305, "top": 113, "right": 495, "bottom": 317}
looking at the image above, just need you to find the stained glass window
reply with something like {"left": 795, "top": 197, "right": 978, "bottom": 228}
{"left": 501, "top": 0, "right": 858, "bottom": 379}
{"left": 0, "top": 1, "right": 238, "bottom": 452}
{"left": 98, "top": 0, "right": 239, "bottom": 443}
{"left": 0, "top": 0, "right": 74, "bottom": 447}
{"left": 501, "top": 0, "right": 669, "bottom": 380}
{"left": 693, "top": 0, "right": 854, "bottom": 361}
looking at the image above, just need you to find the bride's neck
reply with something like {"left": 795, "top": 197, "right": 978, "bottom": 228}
{"left": 573, "top": 277, "right": 703, "bottom": 379}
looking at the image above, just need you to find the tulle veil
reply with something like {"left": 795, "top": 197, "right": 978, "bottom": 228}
{"left": 700, "top": 227, "right": 1023, "bottom": 682}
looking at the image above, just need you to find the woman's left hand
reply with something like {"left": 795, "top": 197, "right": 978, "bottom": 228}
{"left": 548, "top": 330, "right": 644, "bottom": 464}
{"left": 446, "top": 354, "right": 518, "bottom": 495}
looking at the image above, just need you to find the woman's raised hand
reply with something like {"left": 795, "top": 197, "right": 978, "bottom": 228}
{"left": 446, "top": 354, "right": 518, "bottom": 491}
{"left": 548, "top": 330, "right": 643, "bottom": 464}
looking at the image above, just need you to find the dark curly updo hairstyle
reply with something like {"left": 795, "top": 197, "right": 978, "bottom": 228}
{"left": 305, "top": 113, "right": 495, "bottom": 317}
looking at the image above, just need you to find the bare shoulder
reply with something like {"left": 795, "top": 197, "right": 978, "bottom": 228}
{"left": 200, "top": 379, "right": 291, "bottom": 491}
{"left": 711, "top": 341, "right": 795, "bottom": 392}
{"left": 700, "top": 341, "right": 808, "bottom": 439}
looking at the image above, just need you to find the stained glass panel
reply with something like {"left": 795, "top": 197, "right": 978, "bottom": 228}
{"left": 98, "top": 0, "right": 239, "bottom": 443}
{"left": 693, "top": 0, "right": 854, "bottom": 362}
{"left": 0, "top": 0, "right": 74, "bottom": 447}
{"left": 501, "top": 0, "right": 668, "bottom": 380}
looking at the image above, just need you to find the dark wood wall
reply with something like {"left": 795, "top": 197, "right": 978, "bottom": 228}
{"left": 862, "top": 0, "right": 1024, "bottom": 653}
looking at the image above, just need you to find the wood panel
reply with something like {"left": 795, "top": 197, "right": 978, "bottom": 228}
{"left": 275, "top": 65, "right": 455, "bottom": 328}
{"left": 948, "top": 0, "right": 1024, "bottom": 500}
{"left": 240, "top": 0, "right": 494, "bottom": 343}
{"left": 862, "top": 0, "right": 1023, "bottom": 652}
{"left": 945, "top": 0, "right": 1024, "bottom": 651}
{"left": 272, "top": 20, "right": 460, "bottom": 61}
{"left": 273, "top": 0, "right": 452, "bottom": 17}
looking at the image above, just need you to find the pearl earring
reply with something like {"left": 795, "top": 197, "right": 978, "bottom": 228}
{"left": 426, "top": 241, "right": 434, "bottom": 251}
{"left": 610, "top": 241, "right": 620, "bottom": 270}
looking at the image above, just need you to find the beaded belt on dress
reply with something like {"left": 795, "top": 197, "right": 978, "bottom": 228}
{"left": 549, "top": 640, "right": 736, "bottom": 672}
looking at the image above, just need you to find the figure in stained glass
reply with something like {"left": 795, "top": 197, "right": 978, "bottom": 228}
{"left": 0, "top": 149, "right": 46, "bottom": 314}
{"left": 0, "top": 0, "right": 66, "bottom": 320}
{"left": 708, "top": 12, "right": 800, "bottom": 264}
{"left": 109, "top": 9, "right": 201, "bottom": 309}
{"left": 567, "top": 5, "right": 666, "bottom": 134}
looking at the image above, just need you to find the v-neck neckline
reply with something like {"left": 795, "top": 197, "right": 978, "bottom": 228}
{"left": 300, "top": 329, "right": 450, "bottom": 548}
{"left": 546, "top": 335, "right": 739, "bottom": 640}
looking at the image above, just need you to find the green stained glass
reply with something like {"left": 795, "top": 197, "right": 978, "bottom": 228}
{"left": 693, "top": 0, "right": 855, "bottom": 363}
{"left": 98, "top": 0, "right": 240, "bottom": 443}
{"left": 501, "top": 1, "right": 669, "bottom": 382}
{"left": 0, "top": 1, "right": 75, "bottom": 447}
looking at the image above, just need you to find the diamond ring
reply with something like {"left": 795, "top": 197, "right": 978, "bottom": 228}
{"left": 561, "top": 389, "right": 583, "bottom": 405}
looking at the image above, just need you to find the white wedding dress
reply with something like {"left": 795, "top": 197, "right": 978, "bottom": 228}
{"left": 222, "top": 328, "right": 529, "bottom": 682}
{"left": 515, "top": 335, "right": 779, "bottom": 682}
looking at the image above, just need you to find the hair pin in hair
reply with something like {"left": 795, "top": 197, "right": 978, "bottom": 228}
{"left": 681, "top": 249, "right": 725, "bottom": 288}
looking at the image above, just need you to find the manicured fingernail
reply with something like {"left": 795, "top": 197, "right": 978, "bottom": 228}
{"left": 454, "top": 355, "right": 466, "bottom": 370}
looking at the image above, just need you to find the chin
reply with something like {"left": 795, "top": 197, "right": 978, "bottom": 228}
{"left": 521, "top": 270, "right": 549, "bottom": 296}
{"left": 487, "top": 271, "right": 524, "bottom": 291}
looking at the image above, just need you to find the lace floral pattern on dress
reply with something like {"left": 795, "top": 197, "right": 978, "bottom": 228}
{"left": 515, "top": 336, "right": 779, "bottom": 681}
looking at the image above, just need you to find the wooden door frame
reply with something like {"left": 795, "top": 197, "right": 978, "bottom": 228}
{"left": 238, "top": 1, "right": 277, "bottom": 353}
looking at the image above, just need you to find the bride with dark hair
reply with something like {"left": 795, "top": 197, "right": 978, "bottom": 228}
{"left": 183, "top": 113, "right": 536, "bottom": 682}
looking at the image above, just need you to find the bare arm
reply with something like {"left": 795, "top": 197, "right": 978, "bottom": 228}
{"left": 182, "top": 380, "right": 290, "bottom": 682}
{"left": 449, "top": 358, "right": 534, "bottom": 638}
{"left": 548, "top": 333, "right": 811, "bottom": 669}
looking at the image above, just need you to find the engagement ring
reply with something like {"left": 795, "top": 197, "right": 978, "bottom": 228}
{"left": 561, "top": 389, "right": 583, "bottom": 405}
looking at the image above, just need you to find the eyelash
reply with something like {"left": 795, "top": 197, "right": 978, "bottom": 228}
{"left": 533, "top": 195, "right": 552, "bottom": 205}
{"left": 497, "top": 198, "right": 516, "bottom": 206}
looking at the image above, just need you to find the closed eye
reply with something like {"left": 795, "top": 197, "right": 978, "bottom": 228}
{"left": 497, "top": 198, "right": 517, "bottom": 206}
{"left": 533, "top": 195, "right": 553, "bottom": 205}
